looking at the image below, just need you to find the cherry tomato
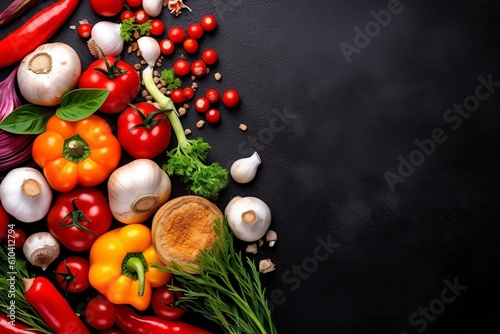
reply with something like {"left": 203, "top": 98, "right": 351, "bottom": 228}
{"left": 85, "top": 295, "right": 117, "bottom": 330}
{"left": 200, "top": 14, "right": 217, "bottom": 31}
{"left": 191, "top": 60, "right": 207, "bottom": 77}
{"left": 134, "top": 9, "right": 149, "bottom": 24}
{"left": 77, "top": 23, "right": 92, "bottom": 39}
{"left": 126, "top": 0, "right": 142, "bottom": 8}
{"left": 202, "top": 48, "right": 218, "bottom": 65}
{"left": 170, "top": 89, "right": 185, "bottom": 104}
{"left": 183, "top": 38, "right": 199, "bottom": 54}
{"left": 117, "top": 102, "right": 172, "bottom": 159}
{"left": 222, "top": 89, "right": 240, "bottom": 108}
{"left": 173, "top": 59, "right": 191, "bottom": 77}
{"left": 206, "top": 108, "right": 221, "bottom": 124}
{"left": 79, "top": 57, "right": 141, "bottom": 113}
{"left": 183, "top": 87, "right": 195, "bottom": 100}
{"left": 151, "top": 286, "right": 185, "bottom": 321}
{"left": 47, "top": 187, "right": 113, "bottom": 252}
{"left": 11, "top": 228, "right": 25, "bottom": 249}
{"left": 0, "top": 205, "right": 8, "bottom": 241}
{"left": 195, "top": 97, "right": 210, "bottom": 113}
{"left": 120, "top": 10, "right": 134, "bottom": 22}
{"left": 54, "top": 256, "right": 90, "bottom": 294}
{"left": 168, "top": 26, "right": 185, "bottom": 43}
{"left": 89, "top": 0, "right": 124, "bottom": 17}
{"left": 187, "top": 23, "right": 204, "bottom": 39}
{"left": 205, "top": 88, "right": 219, "bottom": 103}
{"left": 160, "top": 39, "right": 175, "bottom": 55}
{"left": 150, "top": 19, "right": 165, "bottom": 36}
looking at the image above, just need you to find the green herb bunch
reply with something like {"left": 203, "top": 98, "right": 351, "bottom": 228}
{"left": 153, "top": 219, "right": 277, "bottom": 334}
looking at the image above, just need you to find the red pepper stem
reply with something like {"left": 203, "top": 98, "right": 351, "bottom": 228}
{"left": 126, "top": 256, "right": 146, "bottom": 296}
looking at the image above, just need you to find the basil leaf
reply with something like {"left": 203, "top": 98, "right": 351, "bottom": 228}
{"left": 56, "top": 89, "right": 110, "bottom": 121}
{"left": 0, "top": 105, "right": 53, "bottom": 134}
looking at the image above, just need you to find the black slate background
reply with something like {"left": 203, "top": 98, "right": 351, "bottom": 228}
{"left": 1, "top": 1, "right": 500, "bottom": 333}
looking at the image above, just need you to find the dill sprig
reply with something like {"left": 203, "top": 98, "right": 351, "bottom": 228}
{"left": 153, "top": 219, "right": 277, "bottom": 334}
{"left": 0, "top": 247, "right": 54, "bottom": 334}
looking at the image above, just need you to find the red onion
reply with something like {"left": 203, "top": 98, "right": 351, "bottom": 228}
{"left": 0, "top": 67, "right": 35, "bottom": 177}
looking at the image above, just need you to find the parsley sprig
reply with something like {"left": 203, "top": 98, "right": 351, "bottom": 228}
{"left": 153, "top": 219, "right": 277, "bottom": 334}
{"left": 120, "top": 18, "right": 152, "bottom": 41}
{"left": 0, "top": 247, "right": 53, "bottom": 333}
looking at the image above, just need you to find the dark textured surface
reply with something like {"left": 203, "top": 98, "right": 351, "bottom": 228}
{"left": 1, "top": 1, "right": 500, "bottom": 333}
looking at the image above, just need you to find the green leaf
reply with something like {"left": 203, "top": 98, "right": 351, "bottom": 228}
{"left": 56, "top": 89, "right": 110, "bottom": 121}
{"left": 0, "top": 104, "right": 53, "bottom": 134}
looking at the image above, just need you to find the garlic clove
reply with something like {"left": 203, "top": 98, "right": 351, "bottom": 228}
{"left": 137, "top": 36, "right": 161, "bottom": 68}
{"left": 259, "top": 259, "right": 276, "bottom": 274}
{"left": 230, "top": 151, "right": 261, "bottom": 184}
{"left": 88, "top": 21, "right": 124, "bottom": 58}
{"left": 246, "top": 243, "right": 258, "bottom": 254}
{"left": 266, "top": 229, "right": 278, "bottom": 247}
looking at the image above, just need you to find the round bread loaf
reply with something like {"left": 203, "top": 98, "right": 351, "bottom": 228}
{"left": 151, "top": 195, "right": 223, "bottom": 272}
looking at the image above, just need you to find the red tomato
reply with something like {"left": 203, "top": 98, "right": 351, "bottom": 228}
{"left": 183, "top": 87, "right": 195, "bottom": 100}
{"left": 134, "top": 9, "right": 149, "bottom": 24}
{"left": 191, "top": 60, "right": 207, "bottom": 77}
{"left": 171, "top": 89, "right": 185, "bottom": 104}
{"left": 85, "top": 295, "right": 117, "bottom": 330}
{"left": 117, "top": 102, "right": 172, "bottom": 159}
{"left": 77, "top": 23, "right": 92, "bottom": 39}
{"left": 206, "top": 108, "right": 221, "bottom": 124}
{"left": 205, "top": 88, "right": 219, "bottom": 103}
{"left": 54, "top": 257, "right": 90, "bottom": 294}
{"left": 222, "top": 89, "right": 240, "bottom": 108}
{"left": 202, "top": 49, "right": 218, "bottom": 65}
{"left": 187, "top": 23, "right": 204, "bottom": 39}
{"left": 150, "top": 19, "right": 165, "bottom": 36}
{"left": 79, "top": 57, "right": 140, "bottom": 113}
{"left": 168, "top": 26, "right": 185, "bottom": 43}
{"left": 12, "top": 228, "right": 25, "bottom": 249}
{"left": 0, "top": 205, "right": 8, "bottom": 241}
{"left": 173, "top": 59, "right": 191, "bottom": 77}
{"left": 126, "top": 0, "right": 142, "bottom": 8}
{"left": 201, "top": 14, "right": 217, "bottom": 31}
{"left": 183, "top": 38, "right": 199, "bottom": 54}
{"left": 100, "top": 329, "right": 123, "bottom": 334}
{"left": 120, "top": 10, "right": 134, "bottom": 21}
{"left": 195, "top": 97, "right": 210, "bottom": 113}
{"left": 151, "top": 286, "right": 185, "bottom": 321}
{"left": 47, "top": 187, "right": 113, "bottom": 252}
{"left": 160, "top": 39, "right": 175, "bottom": 55}
{"left": 90, "top": 0, "right": 124, "bottom": 17}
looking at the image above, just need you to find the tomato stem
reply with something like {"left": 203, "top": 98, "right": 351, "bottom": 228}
{"left": 57, "top": 198, "right": 99, "bottom": 236}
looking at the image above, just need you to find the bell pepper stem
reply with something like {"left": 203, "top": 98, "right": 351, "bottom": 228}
{"left": 125, "top": 256, "right": 146, "bottom": 296}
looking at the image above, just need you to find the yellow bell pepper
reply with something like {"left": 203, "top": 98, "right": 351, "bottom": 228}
{"left": 88, "top": 224, "right": 171, "bottom": 311}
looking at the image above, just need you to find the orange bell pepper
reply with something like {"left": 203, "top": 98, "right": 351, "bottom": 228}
{"left": 32, "top": 114, "right": 121, "bottom": 192}
{"left": 88, "top": 224, "right": 172, "bottom": 311}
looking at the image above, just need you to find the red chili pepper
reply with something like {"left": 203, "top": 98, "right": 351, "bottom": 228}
{"left": 22, "top": 277, "right": 90, "bottom": 334}
{"left": 115, "top": 305, "right": 212, "bottom": 334}
{"left": 0, "top": 0, "right": 79, "bottom": 68}
{"left": 0, "top": 312, "right": 42, "bottom": 334}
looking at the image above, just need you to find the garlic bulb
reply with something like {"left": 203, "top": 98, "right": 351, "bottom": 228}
{"left": 17, "top": 42, "right": 81, "bottom": 106}
{"left": 88, "top": 21, "right": 124, "bottom": 58}
{"left": 143, "top": 0, "right": 163, "bottom": 17}
{"left": 0, "top": 167, "right": 52, "bottom": 223}
{"left": 23, "top": 232, "right": 60, "bottom": 270}
{"left": 108, "top": 159, "right": 172, "bottom": 224}
{"left": 230, "top": 151, "right": 261, "bottom": 183}
{"left": 225, "top": 196, "right": 272, "bottom": 242}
